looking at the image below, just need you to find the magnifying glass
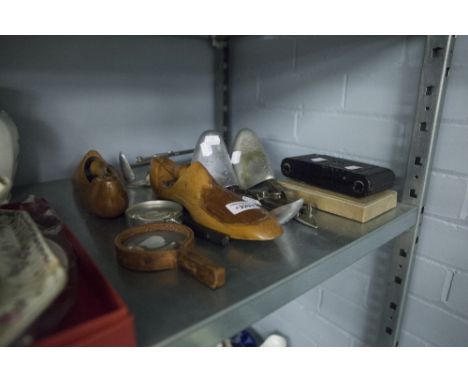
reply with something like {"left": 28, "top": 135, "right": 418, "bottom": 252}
{"left": 114, "top": 223, "right": 225, "bottom": 289}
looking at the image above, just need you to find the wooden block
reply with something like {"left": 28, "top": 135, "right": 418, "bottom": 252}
{"left": 280, "top": 179, "right": 397, "bottom": 223}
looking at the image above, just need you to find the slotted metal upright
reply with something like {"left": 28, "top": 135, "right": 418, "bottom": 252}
{"left": 212, "top": 35, "right": 456, "bottom": 346}
{"left": 378, "top": 36, "right": 455, "bottom": 346}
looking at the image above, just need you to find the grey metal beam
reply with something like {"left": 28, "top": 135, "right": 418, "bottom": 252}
{"left": 13, "top": 180, "right": 417, "bottom": 346}
{"left": 378, "top": 36, "right": 456, "bottom": 346}
{"left": 212, "top": 36, "right": 230, "bottom": 144}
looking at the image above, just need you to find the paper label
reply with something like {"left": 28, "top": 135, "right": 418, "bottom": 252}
{"left": 345, "top": 165, "right": 362, "bottom": 170}
{"left": 204, "top": 135, "right": 221, "bottom": 145}
{"left": 231, "top": 150, "right": 242, "bottom": 164}
{"left": 225, "top": 201, "right": 261, "bottom": 215}
{"left": 200, "top": 141, "right": 212, "bottom": 157}
{"left": 242, "top": 195, "right": 262, "bottom": 206}
{"left": 311, "top": 157, "right": 326, "bottom": 162}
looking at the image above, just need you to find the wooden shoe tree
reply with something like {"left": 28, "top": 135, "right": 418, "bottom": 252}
{"left": 149, "top": 157, "right": 283, "bottom": 241}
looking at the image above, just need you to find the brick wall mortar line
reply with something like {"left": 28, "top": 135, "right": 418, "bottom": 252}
{"left": 321, "top": 288, "right": 380, "bottom": 320}
{"left": 421, "top": 213, "right": 468, "bottom": 228}
{"left": 460, "top": 183, "right": 468, "bottom": 220}
{"left": 414, "top": 253, "right": 458, "bottom": 272}
{"left": 407, "top": 293, "right": 468, "bottom": 323}
{"left": 314, "top": 311, "right": 358, "bottom": 342}
{"left": 276, "top": 304, "right": 355, "bottom": 346}
{"left": 318, "top": 287, "right": 324, "bottom": 310}
{"left": 416, "top": 249, "right": 468, "bottom": 274}
{"left": 400, "top": 329, "right": 435, "bottom": 346}
{"left": 341, "top": 73, "right": 348, "bottom": 110}
{"left": 442, "top": 270, "right": 455, "bottom": 303}
{"left": 266, "top": 309, "right": 326, "bottom": 346}
{"left": 430, "top": 169, "right": 468, "bottom": 180}
{"left": 422, "top": 212, "right": 468, "bottom": 229}
{"left": 440, "top": 117, "right": 468, "bottom": 126}
{"left": 257, "top": 101, "right": 413, "bottom": 123}
{"left": 322, "top": 286, "right": 369, "bottom": 310}
{"left": 315, "top": 310, "right": 374, "bottom": 344}
{"left": 431, "top": 167, "right": 468, "bottom": 179}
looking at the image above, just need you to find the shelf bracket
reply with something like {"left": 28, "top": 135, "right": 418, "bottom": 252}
{"left": 377, "top": 36, "right": 456, "bottom": 346}
{"left": 212, "top": 36, "right": 230, "bottom": 144}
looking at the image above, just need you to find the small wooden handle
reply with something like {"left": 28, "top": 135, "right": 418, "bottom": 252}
{"left": 178, "top": 250, "right": 225, "bottom": 289}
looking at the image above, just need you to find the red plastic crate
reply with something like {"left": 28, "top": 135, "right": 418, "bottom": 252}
{"left": 32, "top": 226, "right": 136, "bottom": 346}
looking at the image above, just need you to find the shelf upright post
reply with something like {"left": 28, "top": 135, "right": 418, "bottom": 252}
{"left": 212, "top": 36, "right": 230, "bottom": 144}
{"left": 378, "top": 36, "right": 456, "bottom": 346}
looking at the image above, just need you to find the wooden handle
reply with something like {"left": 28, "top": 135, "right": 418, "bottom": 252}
{"left": 178, "top": 250, "right": 225, "bottom": 289}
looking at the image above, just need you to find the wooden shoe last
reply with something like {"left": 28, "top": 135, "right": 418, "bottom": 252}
{"left": 149, "top": 157, "right": 283, "bottom": 241}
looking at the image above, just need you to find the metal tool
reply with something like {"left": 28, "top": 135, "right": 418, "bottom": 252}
{"left": 119, "top": 152, "right": 150, "bottom": 187}
{"left": 270, "top": 198, "right": 304, "bottom": 225}
{"left": 134, "top": 149, "right": 194, "bottom": 168}
{"left": 192, "top": 130, "right": 238, "bottom": 188}
{"left": 295, "top": 203, "right": 319, "bottom": 229}
{"left": 120, "top": 149, "right": 193, "bottom": 187}
{"left": 120, "top": 149, "right": 194, "bottom": 176}
{"left": 229, "top": 129, "right": 308, "bottom": 225}
{"left": 231, "top": 128, "right": 276, "bottom": 190}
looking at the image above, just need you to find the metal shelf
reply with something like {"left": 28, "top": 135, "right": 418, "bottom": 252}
{"left": 13, "top": 179, "right": 417, "bottom": 346}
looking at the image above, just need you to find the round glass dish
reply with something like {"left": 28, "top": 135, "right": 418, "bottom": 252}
{"left": 125, "top": 200, "right": 183, "bottom": 227}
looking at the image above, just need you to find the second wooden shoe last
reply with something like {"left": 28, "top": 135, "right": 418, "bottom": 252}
{"left": 149, "top": 157, "right": 283, "bottom": 241}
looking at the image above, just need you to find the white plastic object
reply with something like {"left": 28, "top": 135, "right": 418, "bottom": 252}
{"left": 261, "top": 334, "right": 288, "bottom": 347}
{"left": 0, "top": 111, "right": 20, "bottom": 182}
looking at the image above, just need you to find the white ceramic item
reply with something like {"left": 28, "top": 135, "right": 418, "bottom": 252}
{"left": 0, "top": 176, "right": 12, "bottom": 204}
{"left": 0, "top": 110, "right": 20, "bottom": 182}
{"left": 261, "top": 334, "right": 288, "bottom": 347}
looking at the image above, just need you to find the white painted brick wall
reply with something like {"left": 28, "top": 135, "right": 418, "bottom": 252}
{"left": 402, "top": 296, "right": 468, "bottom": 346}
{"left": 0, "top": 36, "right": 215, "bottom": 185}
{"left": 432, "top": 124, "right": 468, "bottom": 176}
{"left": 232, "top": 35, "right": 468, "bottom": 346}
{"left": 296, "top": 112, "right": 407, "bottom": 170}
{"left": 418, "top": 217, "right": 468, "bottom": 271}
{"left": 424, "top": 172, "right": 467, "bottom": 219}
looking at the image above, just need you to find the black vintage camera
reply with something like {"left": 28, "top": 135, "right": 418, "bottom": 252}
{"left": 281, "top": 154, "right": 395, "bottom": 197}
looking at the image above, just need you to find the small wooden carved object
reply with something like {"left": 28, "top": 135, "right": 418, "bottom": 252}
{"left": 114, "top": 223, "right": 225, "bottom": 289}
{"left": 149, "top": 157, "right": 283, "bottom": 241}
{"left": 72, "top": 150, "right": 128, "bottom": 218}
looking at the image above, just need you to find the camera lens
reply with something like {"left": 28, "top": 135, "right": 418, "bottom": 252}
{"left": 282, "top": 162, "right": 292, "bottom": 175}
{"left": 352, "top": 180, "right": 365, "bottom": 194}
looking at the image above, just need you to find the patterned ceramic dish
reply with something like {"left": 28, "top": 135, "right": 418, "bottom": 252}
{"left": 0, "top": 210, "right": 68, "bottom": 346}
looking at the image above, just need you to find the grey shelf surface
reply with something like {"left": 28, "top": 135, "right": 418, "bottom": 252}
{"left": 13, "top": 179, "right": 417, "bottom": 346}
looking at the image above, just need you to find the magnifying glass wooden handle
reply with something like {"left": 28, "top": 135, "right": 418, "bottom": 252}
{"left": 115, "top": 223, "right": 225, "bottom": 289}
{"left": 178, "top": 250, "right": 225, "bottom": 289}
